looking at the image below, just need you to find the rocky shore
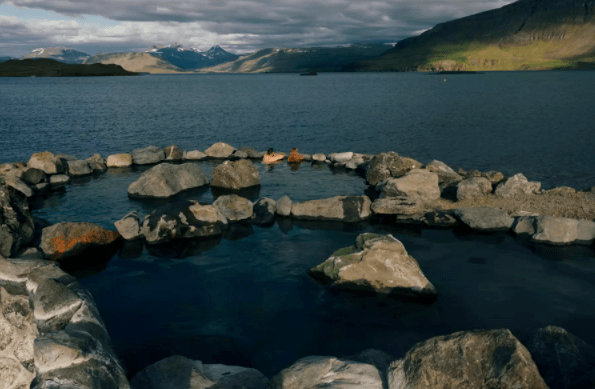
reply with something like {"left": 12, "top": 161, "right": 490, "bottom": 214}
{"left": 1, "top": 141, "right": 595, "bottom": 388}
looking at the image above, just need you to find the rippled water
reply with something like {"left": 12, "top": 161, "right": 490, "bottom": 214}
{"left": 3, "top": 72, "right": 595, "bottom": 189}
{"left": 3, "top": 72, "right": 595, "bottom": 378}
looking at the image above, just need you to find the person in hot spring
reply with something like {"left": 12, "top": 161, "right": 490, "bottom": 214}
{"left": 287, "top": 148, "right": 305, "bottom": 163}
{"left": 262, "top": 148, "right": 284, "bottom": 163}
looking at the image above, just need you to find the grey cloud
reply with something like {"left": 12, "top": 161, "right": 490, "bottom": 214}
{"left": 1, "top": 0, "right": 515, "bottom": 55}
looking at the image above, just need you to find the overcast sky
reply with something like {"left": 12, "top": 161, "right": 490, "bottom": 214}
{"left": 0, "top": 0, "right": 513, "bottom": 57}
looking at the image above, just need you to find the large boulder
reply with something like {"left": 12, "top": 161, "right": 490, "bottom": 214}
{"left": 128, "top": 163, "right": 209, "bottom": 199}
{"left": 251, "top": 198, "right": 276, "bottom": 226}
{"left": 0, "top": 184, "right": 34, "bottom": 257}
{"left": 64, "top": 160, "right": 93, "bottom": 177}
{"left": 205, "top": 142, "right": 236, "bottom": 159}
{"left": 114, "top": 211, "right": 142, "bottom": 240}
{"left": 142, "top": 200, "right": 228, "bottom": 244}
{"left": 269, "top": 356, "right": 382, "bottom": 389}
{"left": 366, "top": 152, "right": 422, "bottom": 187}
{"left": 388, "top": 329, "right": 549, "bottom": 389}
{"left": 12, "top": 167, "right": 47, "bottom": 185}
{"left": 131, "top": 146, "right": 165, "bottom": 165}
{"left": 0, "top": 285, "right": 37, "bottom": 389}
{"left": 494, "top": 173, "right": 541, "bottom": 197}
{"left": 525, "top": 326, "right": 595, "bottom": 389}
{"left": 454, "top": 207, "right": 514, "bottom": 231}
{"left": 38, "top": 222, "right": 121, "bottom": 263}
{"left": 211, "top": 160, "right": 261, "bottom": 189}
{"left": 380, "top": 170, "right": 440, "bottom": 202}
{"left": 291, "top": 196, "right": 372, "bottom": 222}
{"left": 310, "top": 233, "right": 437, "bottom": 298}
{"left": 164, "top": 145, "right": 183, "bottom": 161}
{"left": 130, "top": 355, "right": 268, "bottom": 389}
{"left": 312, "top": 153, "right": 327, "bottom": 162}
{"left": 425, "top": 160, "right": 463, "bottom": 189}
{"left": 3, "top": 176, "right": 34, "bottom": 198}
{"left": 106, "top": 153, "right": 133, "bottom": 167}
{"left": 0, "top": 257, "right": 130, "bottom": 389}
{"left": 213, "top": 194, "right": 253, "bottom": 222}
{"left": 456, "top": 177, "right": 492, "bottom": 201}
{"left": 27, "top": 151, "right": 64, "bottom": 175}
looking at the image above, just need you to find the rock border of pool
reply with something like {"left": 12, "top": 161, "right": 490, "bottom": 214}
{"left": 1, "top": 142, "right": 595, "bottom": 388}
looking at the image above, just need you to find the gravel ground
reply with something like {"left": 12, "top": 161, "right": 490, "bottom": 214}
{"left": 435, "top": 190, "right": 595, "bottom": 220}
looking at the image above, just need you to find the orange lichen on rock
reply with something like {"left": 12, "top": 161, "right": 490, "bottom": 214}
{"left": 50, "top": 228, "right": 120, "bottom": 259}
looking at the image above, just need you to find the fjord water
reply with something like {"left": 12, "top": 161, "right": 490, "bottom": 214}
{"left": 3, "top": 72, "right": 595, "bottom": 378}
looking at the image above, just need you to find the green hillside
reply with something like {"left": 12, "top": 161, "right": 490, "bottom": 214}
{"left": 354, "top": 0, "right": 595, "bottom": 71}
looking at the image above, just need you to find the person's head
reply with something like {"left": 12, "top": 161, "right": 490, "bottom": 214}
{"left": 291, "top": 148, "right": 297, "bottom": 152}
{"left": 267, "top": 148, "right": 274, "bottom": 155}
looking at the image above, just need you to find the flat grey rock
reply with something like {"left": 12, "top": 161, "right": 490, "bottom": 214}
{"left": 269, "top": 355, "right": 383, "bottom": 389}
{"left": 532, "top": 215, "right": 579, "bottom": 245}
{"left": 128, "top": 163, "right": 209, "bottom": 199}
{"left": 291, "top": 195, "right": 372, "bottom": 222}
{"left": 205, "top": 142, "right": 236, "bottom": 159}
{"left": 213, "top": 194, "right": 253, "bottom": 222}
{"left": 454, "top": 207, "right": 514, "bottom": 231}
{"left": 380, "top": 170, "right": 440, "bottom": 202}
{"left": 131, "top": 146, "right": 165, "bottom": 165}
{"left": 211, "top": 159, "right": 260, "bottom": 189}
{"left": 106, "top": 153, "right": 133, "bottom": 167}
{"left": 494, "top": 173, "right": 541, "bottom": 197}
{"left": 115, "top": 211, "right": 142, "bottom": 240}
{"left": 65, "top": 160, "right": 93, "bottom": 177}
{"left": 456, "top": 177, "right": 492, "bottom": 201}
{"left": 49, "top": 174, "right": 71, "bottom": 188}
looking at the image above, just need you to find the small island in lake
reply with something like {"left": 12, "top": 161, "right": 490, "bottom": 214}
{"left": 0, "top": 58, "right": 139, "bottom": 77}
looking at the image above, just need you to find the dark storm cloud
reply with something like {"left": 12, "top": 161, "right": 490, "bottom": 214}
{"left": 2, "top": 0, "right": 514, "bottom": 54}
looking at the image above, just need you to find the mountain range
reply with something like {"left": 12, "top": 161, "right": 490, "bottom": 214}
{"left": 197, "top": 44, "right": 392, "bottom": 73}
{"left": 2, "top": 0, "right": 594, "bottom": 74}
{"left": 145, "top": 44, "right": 239, "bottom": 69}
{"left": 354, "top": 0, "right": 595, "bottom": 71}
{"left": 21, "top": 48, "right": 90, "bottom": 64}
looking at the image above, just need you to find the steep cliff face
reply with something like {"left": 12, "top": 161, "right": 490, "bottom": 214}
{"left": 355, "top": 0, "right": 595, "bottom": 71}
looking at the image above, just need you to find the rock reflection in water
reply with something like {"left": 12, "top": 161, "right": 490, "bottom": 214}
{"left": 145, "top": 236, "right": 222, "bottom": 259}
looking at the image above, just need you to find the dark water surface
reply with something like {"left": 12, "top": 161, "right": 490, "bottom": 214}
{"left": 2, "top": 72, "right": 595, "bottom": 378}
{"left": 2, "top": 72, "right": 595, "bottom": 189}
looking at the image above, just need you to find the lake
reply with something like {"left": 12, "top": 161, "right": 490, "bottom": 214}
{"left": 2, "top": 72, "right": 595, "bottom": 378}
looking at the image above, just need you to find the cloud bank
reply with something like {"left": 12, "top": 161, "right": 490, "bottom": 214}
{"left": 0, "top": 0, "right": 514, "bottom": 56}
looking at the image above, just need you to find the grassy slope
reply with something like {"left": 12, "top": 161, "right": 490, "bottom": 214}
{"left": 0, "top": 59, "right": 138, "bottom": 77}
{"left": 84, "top": 52, "right": 189, "bottom": 74}
{"left": 356, "top": 0, "right": 595, "bottom": 71}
